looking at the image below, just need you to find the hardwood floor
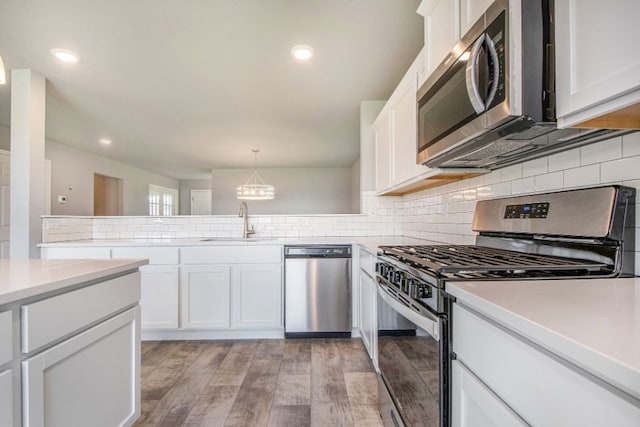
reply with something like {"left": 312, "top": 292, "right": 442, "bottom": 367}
{"left": 134, "top": 339, "right": 383, "bottom": 427}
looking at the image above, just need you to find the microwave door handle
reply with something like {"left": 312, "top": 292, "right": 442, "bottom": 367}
{"left": 465, "top": 33, "right": 486, "bottom": 114}
{"left": 484, "top": 35, "right": 500, "bottom": 108}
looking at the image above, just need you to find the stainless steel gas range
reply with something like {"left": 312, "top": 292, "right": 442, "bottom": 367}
{"left": 375, "top": 185, "right": 635, "bottom": 427}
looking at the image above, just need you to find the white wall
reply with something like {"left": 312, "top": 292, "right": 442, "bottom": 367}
{"left": 351, "top": 158, "right": 360, "bottom": 213}
{"left": 179, "top": 179, "right": 211, "bottom": 215}
{"left": 0, "top": 126, "right": 9, "bottom": 150}
{"left": 211, "top": 168, "right": 355, "bottom": 215}
{"left": 46, "top": 140, "right": 179, "bottom": 215}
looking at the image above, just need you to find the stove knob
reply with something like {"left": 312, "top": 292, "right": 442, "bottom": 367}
{"left": 385, "top": 266, "right": 395, "bottom": 282}
{"left": 394, "top": 270, "right": 404, "bottom": 286}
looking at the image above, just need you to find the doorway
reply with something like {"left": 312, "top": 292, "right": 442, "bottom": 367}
{"left": 94, "top": 173, "right": 123, "bottom": 216}
{"left": 191, "top": 189, "right": 212, "bottom": 215}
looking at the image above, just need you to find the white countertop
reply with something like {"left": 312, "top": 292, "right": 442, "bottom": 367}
{"left": 0, "top": 259, "right": 148, "bottom": 306}
{"left": 38, "top": 235, "right": 436, "bottom": 253}
{"left": 447, "top": 279, "right": 640, "bottom": 401}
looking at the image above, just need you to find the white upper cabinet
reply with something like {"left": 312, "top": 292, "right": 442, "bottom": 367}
{"left": 374, "top": 107, "right": 392, "bottom": 192}
{"left": 555, "top": 0, "right": 640, "bottom": 128}
{"left": 375, "top": 53, "right": 431, "bottom": 194}
{"left": 459, "top": 0, "right": 494, "bottom": 35}
{"left": 390, "top": 61, "right": 429, "bottom": 186}
{"left": 418, "top": 0, "right": 460, "bottom": 83}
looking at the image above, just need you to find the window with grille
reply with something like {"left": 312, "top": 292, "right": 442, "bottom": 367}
{"left": 149, "top": 184, "right": 178, "bottom": 216}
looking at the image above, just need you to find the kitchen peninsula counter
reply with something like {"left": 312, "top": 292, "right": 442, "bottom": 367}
{"left": 38, "top": 235, "right": 435, "bottom": 253}
{"left": 0, "top": 258, "right": 148, "bottom": 306}
{"left": 447, "top": 278, "right": 640, "bottom": 403}
{"left": 0, "top": 258, "right": 147, "bottom": 426}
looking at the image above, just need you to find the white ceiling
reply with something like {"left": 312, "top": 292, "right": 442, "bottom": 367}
{"left": 0, "top": 0, "right": 423, "bottom": 179}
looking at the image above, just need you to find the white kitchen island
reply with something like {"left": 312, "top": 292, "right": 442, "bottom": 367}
{"left": 0, "top": 258, "right": 147, "bottom": 427}
{"left": 447, "top": 279, "right": 640, "bottom": 427}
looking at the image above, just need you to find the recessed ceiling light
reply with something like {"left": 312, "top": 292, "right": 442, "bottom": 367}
{"left": 99, "top": 138, "right": 112, "bottom": 145}
{"left": 51, "top": 48, "right": 80, "bottom": 63}
{"left": 291, "top": 45, "right": 314, "bottom": 61}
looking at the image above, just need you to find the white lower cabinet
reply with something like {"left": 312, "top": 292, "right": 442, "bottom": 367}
{"left": 0, "top": 369, "right": 13, "bottom": 427}
{"left": 140, "top": 265, "right": 179, "bottom": 329}
{"left": 358, "top": 271, "right": 375, "bottom": 360}
{"left": 180, "top": 266, "right": 231, "bottom": 329}
{"left": 451, "top": 360, "right": 526, "bottom": 427}
{"left": 357, "top": 247, "right": 377, "bottom": 364}
{"left": 452, "top": 303, "right": 640, "bottom": 426}
{"left": 231, "top": 265, "right": 282, "bottom": 328}
{"left": 22, "top": 307, "right": 140, "bottom": 427}
{"left": 181, "top": 263, "right": 282, "bottom": 330}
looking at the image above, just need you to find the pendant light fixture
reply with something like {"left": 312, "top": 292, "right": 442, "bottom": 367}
{"left": 236, "top": 149, "right": 275, "bottom": 200}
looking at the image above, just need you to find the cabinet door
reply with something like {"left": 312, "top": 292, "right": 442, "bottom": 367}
{"left": 180, "top": 266, "right": 230, "bottom": 329}
{"left": 0, "top": 369, "right": 13, "bottom": 427}
{"left": 556, "top": 0, "right": 640, "bottom": 127}
{"left": 460, "top": 0, "right": 494, "bottom": 35}
{"left": 453, "top": 303, "right": 640, "bottom": 426}
{"left": 140, "top": 265, "right": 179, "bottom": 329}
{"left": 451, "top": 360, "right": 527, "bottom": 427}
{"left": 374, "top": 109, "right": 392, "bottom": 192}
{"left": 22, "top": 307, "right": 140, "bottom": 427}
{"left": 358, "top": 271, "right": 375, "bottom": 360}
{"left": 390, "top": 71, "right": 429, "bottom": 185}
{"left": 423, "top": 0, "right": 459, "bottom": 75}
{"left": 231, "top": 265, "right": 282, "bottom": 329}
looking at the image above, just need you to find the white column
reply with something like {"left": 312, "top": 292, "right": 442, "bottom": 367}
{"left": 10, "top": 69, "right": 46, "bottom": 259}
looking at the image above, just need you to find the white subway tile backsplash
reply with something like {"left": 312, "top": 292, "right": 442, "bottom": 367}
{"left": 534, "top": 171, "right": 563, "bottom": 192}
{"left": 483, "top": 170, "right": 502, "bottom": 185}
{"left": 622, "top": 132, "right": 640, "bottom": 157}
{"left": 601, "top": 156, "right": 640, "bottom": 183}
{"left": 522, "top": 157, "right": 548, "bottom": 177}
{"left": 581, "top": 138, "right": 622, "bottom": 166}
{"left": 563, "top": 164, "right": 600, "bottom": 188}
{"left": 548, "top": 149, "right": 580, "bottom": 172}
{"left": 511, "top": 177, "right": 535, "bottom": 194}
{"left": 500, "top": 164, "right": 522, "bottom": 181}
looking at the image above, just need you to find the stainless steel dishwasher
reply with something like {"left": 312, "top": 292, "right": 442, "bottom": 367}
{"left": 284, "top": 245, "right": 352, "bottom": 338}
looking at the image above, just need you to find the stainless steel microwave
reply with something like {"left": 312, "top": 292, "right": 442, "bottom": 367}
{"left": 416, "top": 0, "right": 626, "bottom": 169}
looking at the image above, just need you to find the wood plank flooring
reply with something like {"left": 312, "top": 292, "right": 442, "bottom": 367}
{"left": 134, "top": 339, "right": 383, "bottom": 427}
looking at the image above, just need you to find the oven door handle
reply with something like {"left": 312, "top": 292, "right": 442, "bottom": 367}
{"left": 377, "top": 279, "right": 440, "bottom": 341}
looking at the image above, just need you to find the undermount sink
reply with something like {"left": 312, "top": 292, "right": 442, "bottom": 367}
{"left": 199, "top": 237, "right": 278, "bottom": 242}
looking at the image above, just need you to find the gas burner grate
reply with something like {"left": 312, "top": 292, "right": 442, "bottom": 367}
{"left": 380, "top": 245, "right": 610, "bottom": 278}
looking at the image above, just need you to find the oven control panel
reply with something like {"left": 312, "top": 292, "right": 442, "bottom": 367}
{"left": 504, "top": 202, "right": 549, "bottom": 219}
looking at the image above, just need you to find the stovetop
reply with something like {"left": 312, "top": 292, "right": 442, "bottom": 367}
{"left": 379, "top": 244, "right": 611, "bottom": 280}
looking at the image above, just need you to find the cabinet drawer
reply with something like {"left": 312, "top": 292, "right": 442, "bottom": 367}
{"left": 112, "top": 246, "right": 179, "bottom": 264}
{"left": 0, "top": 311, "right": 11, "bottom": 365}
{"left": 181, "top": 245, "right": 282, "bottom": 264}
{"left": 453, "top": 303, "right": 640, "bottom": 426}
{"left": 358, "top": 246, "right": 375, "bottom": 275}
{"left": 22, "top": 272, "right": 141, "bottom": 353}
{"left": 41, "top": 247, "right": 111, "bottom": 259}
